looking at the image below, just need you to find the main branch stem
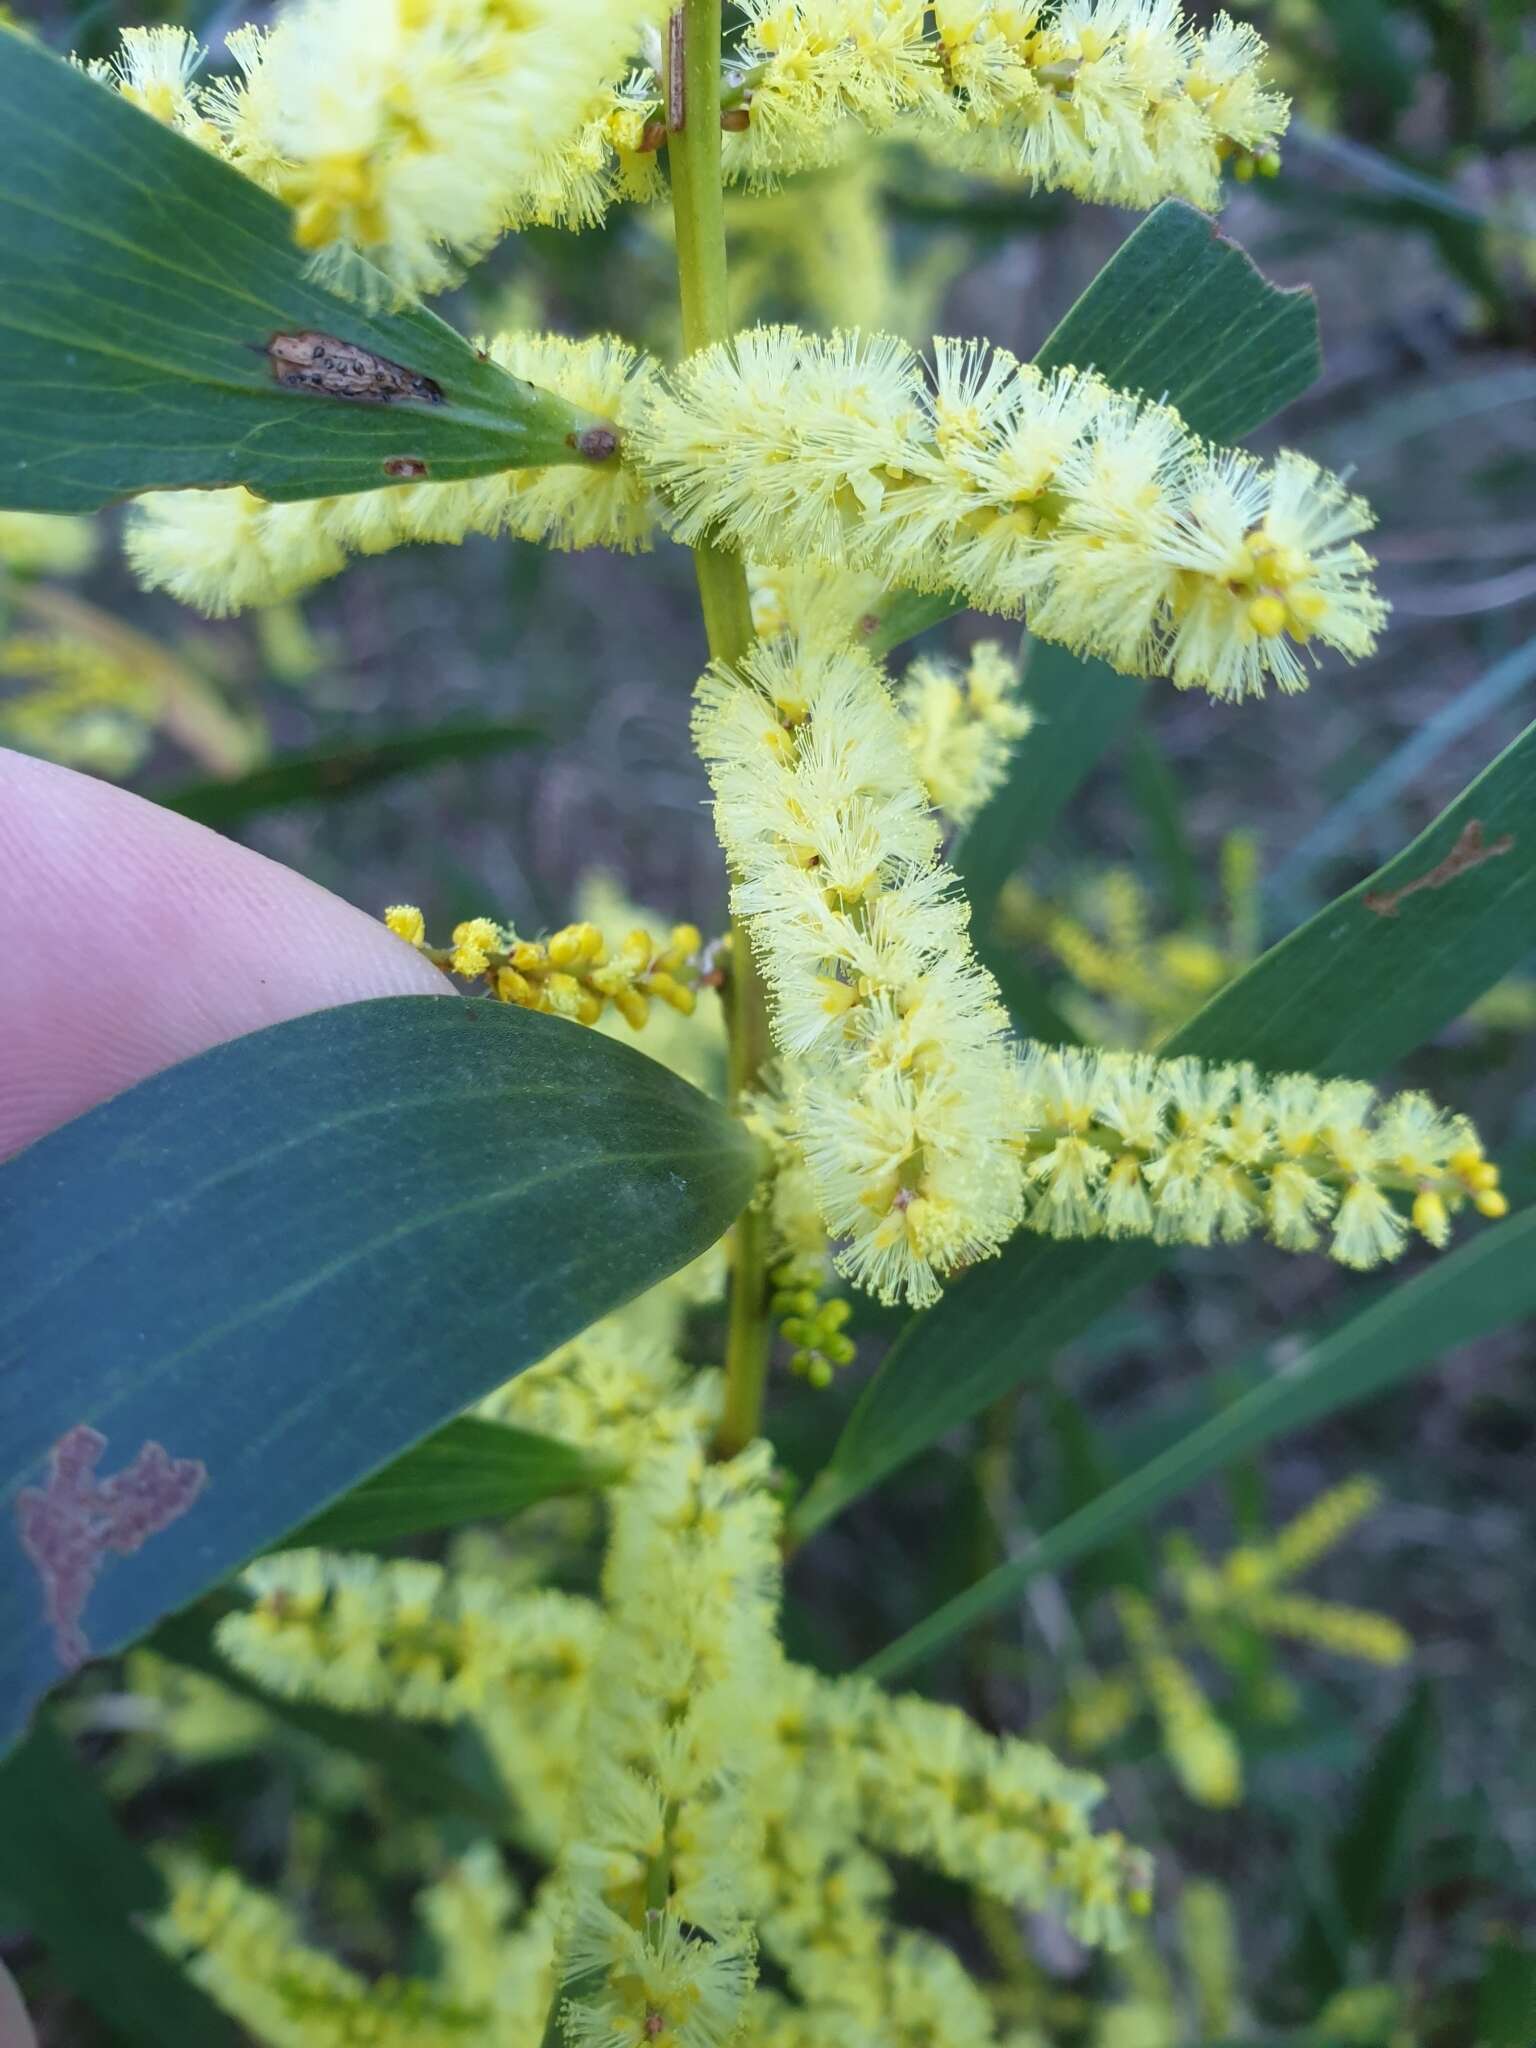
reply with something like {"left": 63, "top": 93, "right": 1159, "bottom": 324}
{"left": 667, "top": 0, "right": 772, "bottom": 1456}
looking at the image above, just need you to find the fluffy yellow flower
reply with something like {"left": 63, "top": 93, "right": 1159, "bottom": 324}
{"left": 127, "top": 334, "right": 655, "bottom": 616}
{"left": 695, "top": 631, "right": 1021, "bottom": 1306}
{"left": 694, "top": 624, "right": 1493, "bottom": 1305}
{"left": 1012, "top": 1049, "right": 1497, "bottom": 1269}
{"left": 155, "top": 1861, "right": 484, "bottom": 2048}
{"left": 192, "top": 0, "right": 663, "bottom": 297}
{"left": 718, "top": 0, "right": 1288, "bottom": 206}
{"left": 85, "top": 25, "right": 217, "bottom": 144}
{"left": 895, "top": 638, "right": 1033, "bottom": 825}
{"left": 634, "top": 327, "right": 1386, "bottom": 700}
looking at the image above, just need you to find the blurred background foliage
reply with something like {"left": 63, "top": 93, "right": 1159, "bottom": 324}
{"left": 2, "top": 0, "right": 1535, "bottom": 2042}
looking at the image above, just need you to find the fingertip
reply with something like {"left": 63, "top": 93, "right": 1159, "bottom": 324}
{"left": 0, "top": 749, "right": 453, "bottom": 1157}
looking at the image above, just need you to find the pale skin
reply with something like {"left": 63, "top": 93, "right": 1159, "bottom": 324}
{"left": 0, "top": 746, "right": 452, "bottom": 1161}
{"left": 0, "top": 747, "right": 454, "bottom": 2043}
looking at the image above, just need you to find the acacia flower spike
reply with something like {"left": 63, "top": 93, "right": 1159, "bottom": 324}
{"left": 634, "top": 327, "right": 1389, "bottom": 702}
{"left": 125, "top": 333, "right": 657, "bottom": 617}
{"left": 696, "top": 626, "right": 1501, "bottom": 1307}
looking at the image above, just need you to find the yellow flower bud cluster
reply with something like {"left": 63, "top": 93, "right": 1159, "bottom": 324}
{"left": 88, "top": 2, "right": 664, "bottom": 299}
{"left": 1012, "top": 1047, "right": 1504, "bottom": 1269}
{"left": 746, "top": 1067, "right": 852, "bottom": 1384}
{"left": 216, "top": 1550, "right": 603, "bottom": 1718}
{"left": 155, "top": 1860, "right": 485, "bottom": 2048}
{"left": 894, "top": 637, "right": 1034, "bottom": 828}
{"left": 385, "top": 904, "right": 704, "bottom": 1032}
{"left": 724, "top": 0, "right": 1288, "bottom": 209}
{"left": 125, "top": 334, "right": 656, "bottom": 617}
{"left": 633, "top": 326, "right": 1388, "bottom": 701}
{"left": 772, "top": 1261, "right": 856, "bottom": 1385}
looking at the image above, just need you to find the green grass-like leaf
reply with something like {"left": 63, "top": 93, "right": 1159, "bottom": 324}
{"left": 287, "top": 1415, "right": 618, "bottom": 1549}
{"left": 861, "top": 1207, "right": 1536, "bottom": 1680}
{"left": 159, "top": 722, "right": 540, "bottom": 827}
{"left": 0, "top": 1719, "right": 245, "bottom": 2044}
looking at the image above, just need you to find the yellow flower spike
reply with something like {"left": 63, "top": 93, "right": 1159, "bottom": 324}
{"left": 1266, "top": 1476, "right": 1382, "bottom": 1582}
{"left": 495, "top": 965, "right": 534, "bottom": 1005}
{"left": 1250, "top": 1593, "right": 1411, "bottom": 1667}
{"left": 383, "top": 904, "right": 426, "bottom": 947}
{"left": 1476, "top": 1188, "right": 1510, "bottom": 1219}
{"left": 636, "top": 334, "right": 1384, "bottom": 702}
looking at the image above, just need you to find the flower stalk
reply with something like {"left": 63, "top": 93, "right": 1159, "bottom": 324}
{"left": 666, "top": 0, "right": 773, "bottom": 1456}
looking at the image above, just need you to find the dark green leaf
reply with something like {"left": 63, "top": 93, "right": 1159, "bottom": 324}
{"left": 866, "top": 199, "right": 1321, "bottom": 655}
{"left": 1477, "top": 1934, "right": 1536, "bottom": 2048}
{"left": 1034, "top": 199, "right": 1321, "bottom": 440}
{"left": 860, "top": 1207, "right": 1536, "bottom": 1680}
{"left": 147, "top": 1603, "right": 513, "bottom": 1833}
{"left": 952, "top": 641, "right": 1142, "bottom": 913}
{"left": 1290, "top": 1683, "right": 1439, "bottom": 2002}
{"left": 0, "top": 996, "right": 761, "bottom": 1755}
{"left": 287, "top": 1415, "right": 618, "bottom": 1550}
{"left": 0, "top": 29, "right": 606, "bottom": 511}
{"left": 792, "top": 715, "right": 1536, "bottom": 1540}
{"left": 0, "top": 1718, "right": 244, "bottom": 2044}
{"left": 160, "top": 722, "right": 540, "bottom": 828}
{"left": 1127, "top": 727, "right": 1202, "bottom": 926}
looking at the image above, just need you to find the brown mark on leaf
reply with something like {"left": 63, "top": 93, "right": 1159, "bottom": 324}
{"left": 383, "top": 455, "right": 430, "bottom": 479}
{"left": 572, "top": 423, "right": 621, "bottom": 463}
{"left": 1362, "top": 819, "right": 1514, "bottom": 919}
{"left": 17, "top": 1424, "right": 207, "bottom": 1670}
{"left": 267, "top": 331, "right": 445, "bottom": 405}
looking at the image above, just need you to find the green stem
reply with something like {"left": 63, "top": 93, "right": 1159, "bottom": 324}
{"left": 666, "top": 0, "right": 772, "bottom": 1457}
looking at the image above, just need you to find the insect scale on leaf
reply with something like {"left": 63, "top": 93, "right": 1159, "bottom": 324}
{"left": 265, "top": 331, "right": 445, "bottom": 405}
